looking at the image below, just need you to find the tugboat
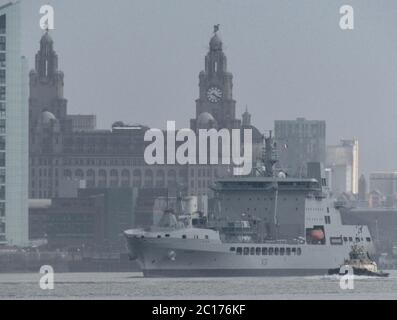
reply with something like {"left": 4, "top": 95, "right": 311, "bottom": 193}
{"left": 328, "top": 245, "right": 389, "bottom": 277}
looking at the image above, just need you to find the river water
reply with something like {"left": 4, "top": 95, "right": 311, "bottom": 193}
{"left": 0, "top": 271, "right": 396, "bottom": 300}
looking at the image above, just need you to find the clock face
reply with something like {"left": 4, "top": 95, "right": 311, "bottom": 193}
{"left": 207, "top": 87, "right": 223, "bottom": 103}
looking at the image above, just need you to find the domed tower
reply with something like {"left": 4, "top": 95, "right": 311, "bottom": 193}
{"left": 197, "top": 112, "right": 218, "bottom": 130}
{"left": 191, "top": 25, "right": 240, "bottom": 132}
{"left": 29, "top": 31, "right": 68, "bottom": 199}
{"left": 37, "top": 31, "right": 57, "bottom": 78}
{"left": 29, "top": 30, "right": 68, "bottom": 131}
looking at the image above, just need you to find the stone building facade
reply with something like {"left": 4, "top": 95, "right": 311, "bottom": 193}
{"left": 29, "top": 28, "right": 262, "bottom": 200}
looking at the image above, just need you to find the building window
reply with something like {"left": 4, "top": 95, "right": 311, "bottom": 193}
{"left": 133, "top": 170, "right": 142, "bottom": 188}
{"left": 262, "top": 247, "right": 268, "bottom": 255}
{"left": 0, "top": 40, "right": 5, "bottom": 51}
{"left": 0, "top": 186, "right": 4, "bottom": 200}
{"left": 0, "top": 69, "right": 4, "bottom": 85}
{"left": 144, "top": 170, "right": 153, "bottom": 188}
{"left": 86, "top": 170, "right": 95, "bottom": 188}
{"left": 0, "top": 53, "right": 5, "bottom": 67}
{"left": 0, "top": 152, "right": 4, "bottom": 167}
{"left": 98, "top": 170, "right": 107, "bottom": 188}
{"left": 0, "top": 202, "right": 4, "bottom": 217}
{"left": 0, "top": 119, "right": 5, "bottom": 133}
{"left": 75, "top": 169, "right": 84, "bottom": 180}
{"left": 325, "top": 216, "right": 331, "bottom": 224}
{"left": 64, "top": 169, "right": 72, "bottom": 179}
{"left": 110, "top": 169, "right": 119, "bottom": 187}
{"left": 155, "top": 170, "right": 165, "bottom": 188}
{"left": 330, "top": 237, "right": 343, "bottom": 245}
{"left": 121, "top": 169, "right": 131, "bottom": 188}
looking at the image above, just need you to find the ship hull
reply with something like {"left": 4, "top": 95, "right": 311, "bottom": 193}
{"left": 125, "top": 235, "right": 372, "bottom": 277}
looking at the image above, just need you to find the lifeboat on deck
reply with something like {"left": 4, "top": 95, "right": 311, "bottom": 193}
{"left": 310, "top": 229, "right": 325, "bottom": 240}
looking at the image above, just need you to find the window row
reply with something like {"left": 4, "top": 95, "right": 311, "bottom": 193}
{"left": 61, "top": 158, "right": 145, "bottom": 167}
{"left": 342, "top": 236, "right": 371, "bottom": 243}
{"left": 231, "top": 246, "right": 302, "bottom": 256}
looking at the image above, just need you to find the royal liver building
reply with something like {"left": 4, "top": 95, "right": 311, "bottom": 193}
{"left": 29, "top": 27, "right": 262, "bottom": 200}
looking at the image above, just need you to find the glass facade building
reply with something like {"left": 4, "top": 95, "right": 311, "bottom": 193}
{"left": 0, "top": 1, "right": 28, "bottom": 246}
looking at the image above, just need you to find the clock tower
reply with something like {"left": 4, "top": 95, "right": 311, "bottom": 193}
{"left": 191, "top": 26, "right": 241, "bottom": 131}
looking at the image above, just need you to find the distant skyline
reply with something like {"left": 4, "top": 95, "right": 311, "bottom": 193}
{"left": 8, "top": 0, "right": 397, "bottom": 175}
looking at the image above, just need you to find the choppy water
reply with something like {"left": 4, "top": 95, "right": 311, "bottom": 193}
{"left": 0, "top": 271, "right": 396, "bottom": 300}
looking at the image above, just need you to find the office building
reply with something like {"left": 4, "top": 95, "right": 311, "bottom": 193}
{"left": 326, "top": 139, "right": 359, "bottom": 195}
{"left": 275, "top": 118, "right": 326, "bottom": 177}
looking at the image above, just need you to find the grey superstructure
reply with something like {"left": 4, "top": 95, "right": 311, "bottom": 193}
{"left": 125, "top": 134, "right": 374, "bottom": 277}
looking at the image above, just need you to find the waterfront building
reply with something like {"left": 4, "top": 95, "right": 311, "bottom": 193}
{"left": 275, "top": 118, "right": 326, "bottom": 177}
{"left": 29, "top": 27, "right": 262, "bottom": 202}
{"left": 369, "top": 172, "right": 397, "bottom": 207}
{"left": 326, "top": 139, "right": 359, "bottom": 196}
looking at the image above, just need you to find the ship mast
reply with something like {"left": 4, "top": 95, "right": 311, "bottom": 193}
{"left": 257, "top": 131, "right": 281, "bottom": 241}
{"left": 254, "top": 131, "right": 279, "bottom": 178}
{"left": 263, "top": 131, "right": 278, "bottom": 177}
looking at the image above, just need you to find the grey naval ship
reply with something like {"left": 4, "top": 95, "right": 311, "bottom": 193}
{"left": 125, "top": 133, "right": 375, "bottom": 277}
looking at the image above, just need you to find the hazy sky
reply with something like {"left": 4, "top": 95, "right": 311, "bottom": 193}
{"left": 8, "top": 0, "right": 397, "bottom": 175}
